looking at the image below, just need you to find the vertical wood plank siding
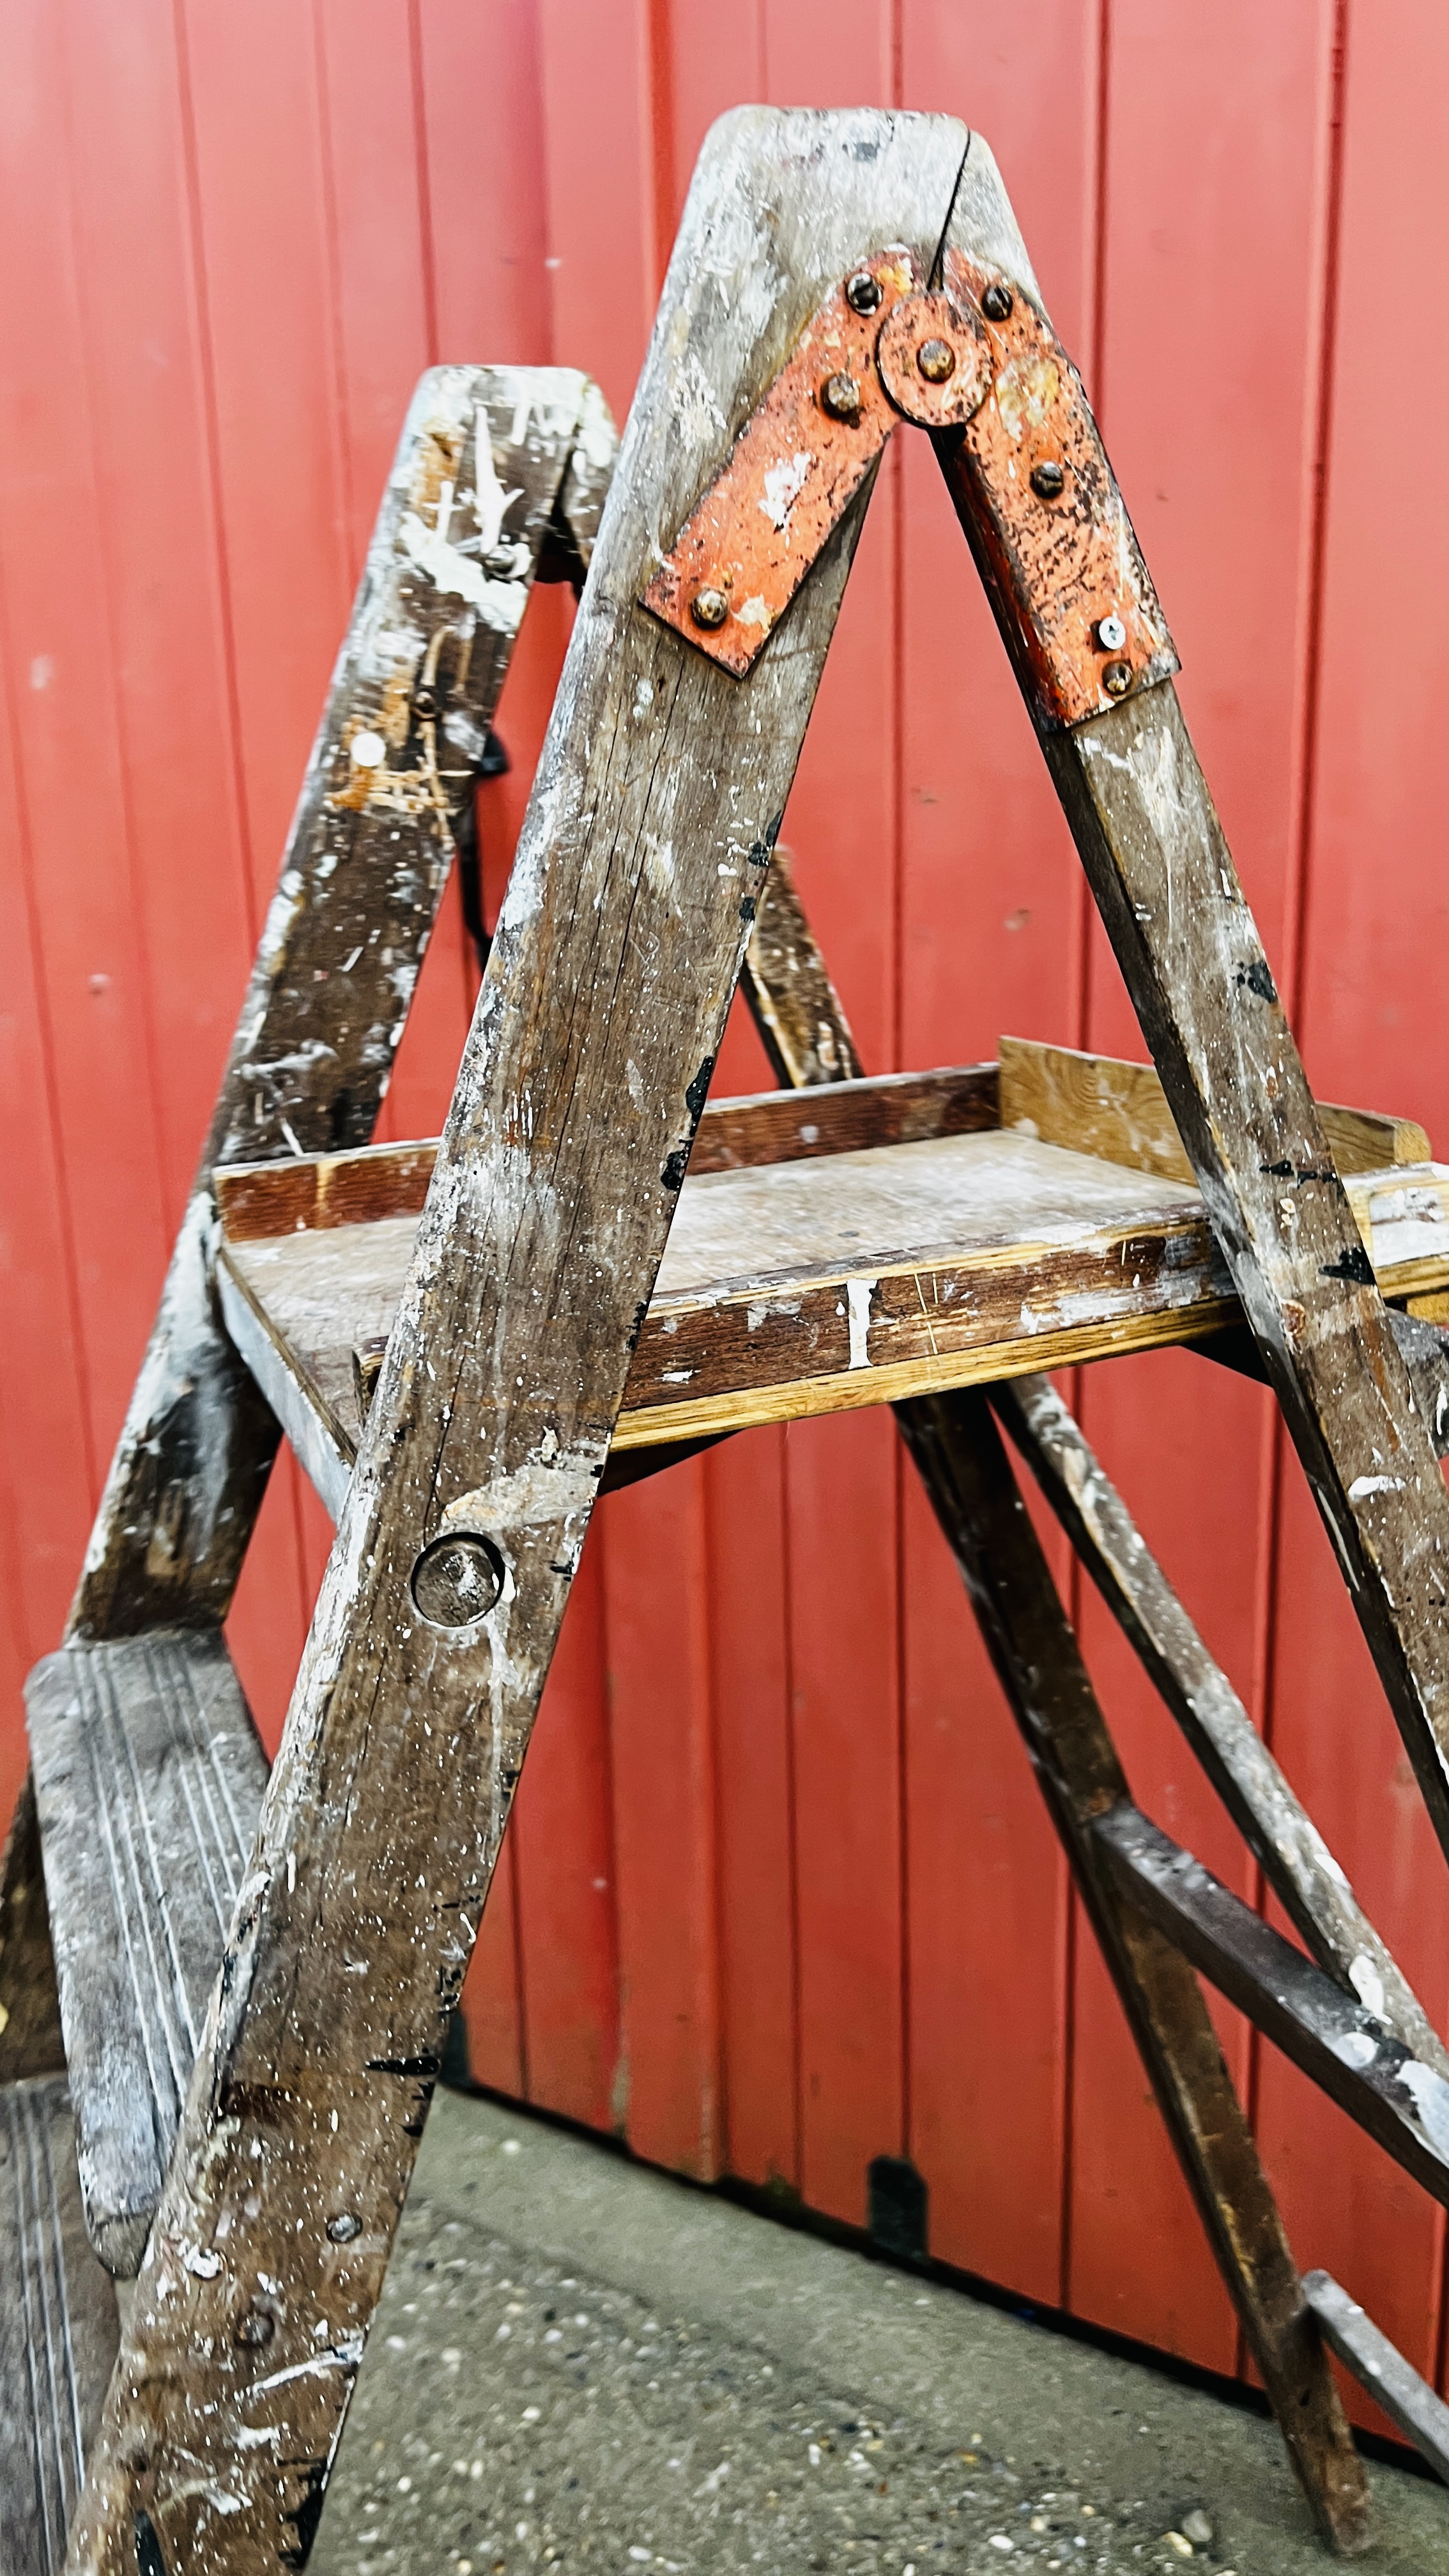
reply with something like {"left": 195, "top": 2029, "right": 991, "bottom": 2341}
{"left": 0, "top": 0, "right": 1440, "bottom": 2422}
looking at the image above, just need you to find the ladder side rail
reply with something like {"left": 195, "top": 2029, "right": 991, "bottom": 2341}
{"left": 70, "top": 365, "right": 613, "bottom": 1643}
{"left": 66, "top": 108, "right": 974, "bottom": 2572}
{"left": 933, "top": 144, "right": 1449, "bottom": 1866}
{"left": 743, "top": 850, "right": 1368, "bottom": 2553}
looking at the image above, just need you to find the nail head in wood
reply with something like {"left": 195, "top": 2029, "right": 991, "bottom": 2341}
{"left": 410, "top": 1532, "right": 505, "bottom": 1629}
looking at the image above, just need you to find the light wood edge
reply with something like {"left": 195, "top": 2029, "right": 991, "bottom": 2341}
{"left": 216, "top": 1255, "right": 353, "bottom": 1519}
{"left": 999, "top": 1034, "right": 1429, "bottom": 1181}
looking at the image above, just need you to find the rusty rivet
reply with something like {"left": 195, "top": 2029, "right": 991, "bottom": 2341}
{"left": 916, "top": 338, "right": 956, "bottom": 385}
{"left": 845, "top": 270, "right": 882, "bottom": 315}
{"left": 981, "top": 282, "right": 1015, "bottom": 323}
{"left": 1030, "top": 460, "right": 1064, "bottom": 500}
{"left": 820, "top": 371, "right": 862, "bottom": 423}
{"left": 235, "top": 2301, "right": 275, "bottom": 2349}
{"left": 1101, "top": 659, "right": 1133, "bottom": 698}
{"left": 1096, "top": 613, "right": 1128, "bottom": 653}
{"left": 327, "top": 2212, "right": 363, "bottom": 2244}
{"left": 411, "top": 1531, "right": 506, "bottom": 1629}
{"left": 689, "top": 586, "right": 729, "bottom": 631}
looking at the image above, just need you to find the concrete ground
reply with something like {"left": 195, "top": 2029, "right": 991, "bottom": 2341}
{"left": 312, "top": 2091, "right": 1448, "bottom": 2576}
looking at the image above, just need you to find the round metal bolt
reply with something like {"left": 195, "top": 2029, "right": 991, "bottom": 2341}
{"left": 689, "top": 586, "right": 729, "bottom": 631}
{"left": 1029, "top": 460, "right": 1065, "bottom": 500}
{"left": 981, "top": 282, "right": 1015, "bottom": 323}
{"left": 327, "top": 2212, "right": 363, "bottom": 2244}
{"left": 1101, "top": 658, "right": 1133, "bottom": 698}
{"left": 1096, "top": 613, "right": 1128, "bottom": 652}
{"left": 412, "top": 687, "right": 438, "bottom": 721}
{"left": 235, "top": 2302, "right": 275, "bottom": 2349}
{"left": 411, "top": 1530, "right": 506, "bottom": 1629}
{"left": 916, "top": 338, "right": 956, "bottom": 385}
{"left": 820, "top": 371, "right": 862, "bottom": 422}
{"left": 845, "top": 270, "right": 882, "bottom": 315}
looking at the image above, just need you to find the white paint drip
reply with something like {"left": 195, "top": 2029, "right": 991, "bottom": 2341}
{"left": 1400, "top": 2060, "right": 1449, "bottom": 2159}
{"left": 1348, "top": 1474, "right": 1403, "bottom": 1501}
{"left": 1348, "top": 1953, "right": 1386, "bottom": 2018}
{"left": 847, "top": 1278, "right": 876, "bottom": 1370}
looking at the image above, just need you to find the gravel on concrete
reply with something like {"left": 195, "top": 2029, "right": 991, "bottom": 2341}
{"left": 312, "top": 2090, "right": 1448, "bottom": 2576}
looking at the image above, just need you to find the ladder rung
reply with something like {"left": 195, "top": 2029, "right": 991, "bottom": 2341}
{"left": 0, "top": 2076, "right": 119, "bottom": 2575}
{"left": 24, "top": 1633, "right": 268, "bottom": 2276}
{"left": 213, "top": 1123, "right": 1449, "bottom": 1519}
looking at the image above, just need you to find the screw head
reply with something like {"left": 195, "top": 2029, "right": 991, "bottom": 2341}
{"left": 235, "top": 2301, "right": 276, "bottom": 2349}
{"left": 411, "top": 1530, "right": 506, "bottom": 1629}
{"left": 916, "top": 338, "right": 956, "bottom": 385}
{"left": 1096, "top": 613, "right": 1128, "bottom": 652}
{"left": 820, "top": 371, "right": 862, "bottom": 422}
{"left": 981, "top": 281, "right": 1015, "bottom": 323}
{"left": 1030, "top": 460, "right": 1065, "bottom": 500}
{"left": 1101, "top": 658, "right": 1133, "bottom": 698}
{"left": 328, "top": 2212, "right": 363, "bottom": 2244}
{"left": 845, "top": 270, "right": 882, "bottom": 315}
{"left": 689, "top": 586, "right": 729, "bottom": 631}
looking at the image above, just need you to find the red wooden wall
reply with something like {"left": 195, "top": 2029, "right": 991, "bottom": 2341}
{"left": 4, "top": 0, "right": 1448, "bottom": 2425}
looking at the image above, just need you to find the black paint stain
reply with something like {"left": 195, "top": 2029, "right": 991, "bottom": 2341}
{"left": 135, "top": 2511, "right": 167, "bottom": 2576}
{"left": 684, "top": 1055, "right": 715, "bottom": 1123}
{"left": 365, "top": 2055, "right": 441, "bottom": 2079}
{"left": 738, "top": 894, "right": 756, "bottom": 924}
{"left": 1234, "top": 958, "right": 1277, "bottom": 1002}
{"left": 660, "top": 1147, "right": 689, "bottom": 1193}
{"left": 1320, "top": 1244, "right": 1375, "bottom": 1286}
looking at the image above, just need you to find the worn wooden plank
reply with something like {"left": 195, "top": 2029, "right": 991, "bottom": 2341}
{"left": 1091, "top": 1801, "right": 1449, "bottom": 2208}
{"left": 0, "top": 2077, "right": 119, "bottom": 2576}
{"left": 1303, "top": 2271, "right": 1449, "bottom": 2487}
{"left": 999, "top": 1034, "right": 1429, "bottom": 1184}
{"left": 996, "top": 1372, "right": 1449, "bottom": 2075}
{"left": 68, "top": 367, "right": 616, "bottom": 1644}
{"left": 937, "top": 146, "right": 1449, "bottom": 1873}
{"left": 26, "top": 1633, "right": 269, "bottom": 2275}
{"left": 212, "top": 1061, "right": 1000, "bottom": 1239}
{"left": 69, "top": 109, "right": 973, "bottom": 2570}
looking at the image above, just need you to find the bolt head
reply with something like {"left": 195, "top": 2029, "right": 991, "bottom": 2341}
{"left": 412, "top": 687, "right": 438, "bottom": 721}
{"left": 689, "top": 586, "right": 729, "bottom": 631}
{"left": 981, "top": 281, "right": 1015, "bottom": 323}
{"left": 1029, "top": 460, "right": 1065, "bottom": 500}
{"left": 328, "top": 2212, "right": 363, "bottom": 2244}
{"left": 845, "top": 270, "right": 882, "bottom": 315}
{"left": 1096, "top": 613, "right": 1128, "bottom": 652}
{"left": 916, "top": 338, "right": 956, "bottom": 385}
{"left": 1101, "top": 658, "right": 1133, "bottom": 698}
{"left": 235, "top": 2302, "right": 276, "bottom": 2349}
{"left": 411, "top": 1530, "right": 506, "bottom": 1628}
{"left": 820, "top": 371, "right": 862, "bottom": 422}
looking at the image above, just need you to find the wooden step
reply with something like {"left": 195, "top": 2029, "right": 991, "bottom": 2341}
{"left": 24, "top": 1632, "right": 268, "bottom": 2276}
{"left": 0, "top": 2076, "right": 119, "bottom": 2575}
{"left": 211, "top": 1070, "right": 1449, "bottom": 1521}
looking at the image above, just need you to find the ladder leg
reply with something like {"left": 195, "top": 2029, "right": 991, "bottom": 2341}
{"left": 934, "top": 148, "right": 1449, "bottom": 1867}
{"left": 70, "top": 366, "right": 612, "bottom": 1644}
{"left": 742, "top": 854, "right": 1369, "bottom": 2554}
{"left": 65, "top": 109, "right": 972, "bottom": 2571}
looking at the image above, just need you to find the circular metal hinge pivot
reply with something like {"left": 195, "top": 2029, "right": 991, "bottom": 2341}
{"left": 875, "top": 289, "right": 990, "bottom": 430}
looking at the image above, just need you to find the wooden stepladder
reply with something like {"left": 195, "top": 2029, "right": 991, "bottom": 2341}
{"left": 9, "top": 103, "right": 1449, "bottom": 2570}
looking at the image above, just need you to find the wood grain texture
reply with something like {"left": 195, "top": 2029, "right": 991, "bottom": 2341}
{"left": 0, "top": 2078, "right": 119, "bottom": 2576}
{"left": 999, "top": 1034, "right": 1429, "bottom": 1184}
{"left": 69, "top": 110, "right": 972, "bottom": 2569}
{"left": 69, "top": 367, "right": 615, "bottom": 1644}
{"left": 1305, "top": 2271, "right": 1449, "bottom": 2487}
{"left": 26, "top": 1633, "right": 269, "bottom": 2276}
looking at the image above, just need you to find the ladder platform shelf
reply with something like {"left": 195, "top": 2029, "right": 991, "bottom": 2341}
{"left": 213, "top": 1034, "right": 1449, "bottom": 1517}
